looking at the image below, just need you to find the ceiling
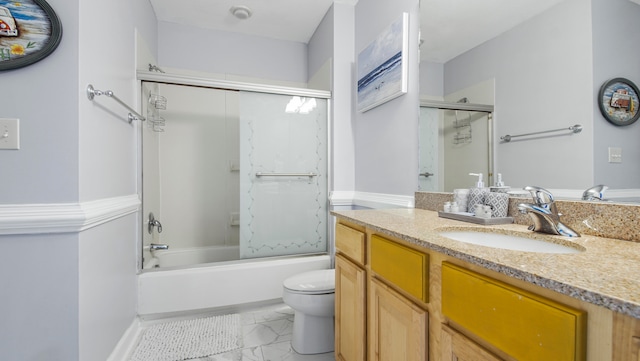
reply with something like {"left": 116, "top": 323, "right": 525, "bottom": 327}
{"left": 149, "top": 0, "right": 338, "bottom": 43}
{"left": 149, "top": 0, "right": 566, "bottom": 62}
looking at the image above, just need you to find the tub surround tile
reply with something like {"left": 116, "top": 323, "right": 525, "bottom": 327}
{"left": 331, "top": 207, "right": 640, "bottom": 319}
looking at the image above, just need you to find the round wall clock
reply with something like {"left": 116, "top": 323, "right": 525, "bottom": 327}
{"left": 0, "top": 0, "right": 62, "bottom": 71}
{"left": 598, "top": 78, "right": 640, "bottom": 126}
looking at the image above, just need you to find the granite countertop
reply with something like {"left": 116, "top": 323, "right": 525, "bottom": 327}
{"left": 332, "top": 208, "right": 640, "bottom": 319}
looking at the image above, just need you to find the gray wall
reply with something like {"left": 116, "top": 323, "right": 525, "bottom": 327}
{"left": 158, "top": 22, "right": 308, "bottom": 84}
{"left": 592, "top": 0, "right": 640, "bottom": 188}
{"left": 327, "top": 3, "right": 357, "bottom": 193}
{"left": 354, "top": 0, "right": 421, "bottom": 196}
{"left": 0, "top": 0, "right": 157, "bottom": 360}
{"left": 420, "top": 60, "right": 444, "bottom": 98}
{"left": 443, "top": 0, "right": 594, "bottom": 190}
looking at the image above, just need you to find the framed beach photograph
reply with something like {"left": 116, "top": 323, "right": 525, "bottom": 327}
{"left": 357, "top": 12, "right": 409, "bottom": 112}
{"left": 0, "top": 0, "right": 62, "bottom": 71}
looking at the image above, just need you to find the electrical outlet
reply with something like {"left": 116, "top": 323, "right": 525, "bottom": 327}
{"left": 0, "top": 118, "right": 20, "bottom": 150}
{"left": 608, "top": 147, "right": 622, "bottom": 163}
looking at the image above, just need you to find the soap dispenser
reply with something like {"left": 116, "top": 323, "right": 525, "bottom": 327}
{"left": 490, "top": 173, "right": 511, "bottom": 193}
{"left": 468, "top": 173, "right": 489, "bottom": 213}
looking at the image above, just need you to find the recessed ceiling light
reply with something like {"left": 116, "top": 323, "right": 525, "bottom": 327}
{"left": 230, "top": 5, "right": 252, "bottom": 20}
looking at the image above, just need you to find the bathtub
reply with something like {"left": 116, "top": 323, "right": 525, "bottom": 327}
{"left": 146, "top": 244, "right": 240, "bottom": 268}
{"left": 138, "top": 247, "right": 331, "bottom": 316}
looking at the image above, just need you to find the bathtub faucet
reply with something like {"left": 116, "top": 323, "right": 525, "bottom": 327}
{"left": 149, "top": 243, "right": 169, "bottom": 251}
{"left": 148, "top": 212, "right": 163, "bottom": 234}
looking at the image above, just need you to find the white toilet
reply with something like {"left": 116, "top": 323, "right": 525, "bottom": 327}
{"left": 282, "top": 269, "right": 335, "bottom": 354}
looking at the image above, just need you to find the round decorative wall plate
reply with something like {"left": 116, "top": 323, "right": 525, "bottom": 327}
{"left": 598, "top": 78, "right": 640, "bottom": 126}
{"left": 0, "top": 0, "right": 62, "bottom": 71}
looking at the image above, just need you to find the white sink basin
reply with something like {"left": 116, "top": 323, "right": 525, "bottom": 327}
{"left": 438, "top": 231, "right": 583, "bottom": 254}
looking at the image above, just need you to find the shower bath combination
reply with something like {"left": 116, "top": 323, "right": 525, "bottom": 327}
{"left": 137, "top": 73, "right": 332, "bottom": 313}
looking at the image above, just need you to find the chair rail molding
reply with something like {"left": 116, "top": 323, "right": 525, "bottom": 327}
{"left": 330, "top": 191, "right": 414, "bottom": 209}
{"left": 0, "top": 194, "right": 141, "bottom": 235}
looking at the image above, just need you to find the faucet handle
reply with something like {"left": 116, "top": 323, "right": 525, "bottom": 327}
{"left": 582, "top": 184, "right": 608, "bottom": 201}
{"left": 523, "top": 186, "right": 555, "bottom": 207}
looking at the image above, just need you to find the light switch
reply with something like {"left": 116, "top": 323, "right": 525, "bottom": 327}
{"left": 608, "top": 147, "right": 622, "bottom": 163}
{"left": 0, "top": 118, "right": 20, "bottom": 150}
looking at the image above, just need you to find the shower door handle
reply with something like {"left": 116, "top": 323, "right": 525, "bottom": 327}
{"left": 148, "top": 212, "right": 163, "bottom": 234}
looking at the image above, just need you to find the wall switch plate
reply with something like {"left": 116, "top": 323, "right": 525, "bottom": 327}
{"left": 609, "top": 147, "right": 622, "bottom": 163}
{"left": 0, "top": 118, "right": 20, "bottom": 150}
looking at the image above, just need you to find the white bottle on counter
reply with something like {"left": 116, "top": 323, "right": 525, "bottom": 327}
{"left": 468, "top": 173, "right": 489, "bottom": 214}
{"left": 490, "top": 173, "right": 511, "bottom": 193}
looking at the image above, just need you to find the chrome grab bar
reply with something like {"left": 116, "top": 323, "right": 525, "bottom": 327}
{"left": 87, "top": 84, "right": 146, "bottom": 123}
{"left": 255, "top": 172, "right": 317, "bottom": 178}
{"left": 500, "top": 124, "right": 582, "bottom": 142}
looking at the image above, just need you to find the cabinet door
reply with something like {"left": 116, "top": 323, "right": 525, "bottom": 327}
{"left": 441, "top": 324, "right": 503, "bottom": 361}
{"left": 336, "top": 254, "right": 366, "bottom": 361}
{"left": 369, "top": 278, "right": 428, "bottom": 361}
{"left": 613, "top": 312, "right": 640, "bottom": 361}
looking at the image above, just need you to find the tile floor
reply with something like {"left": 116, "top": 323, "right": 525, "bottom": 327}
{"left": 137, "top": 302, "right": 335, "bottom": 361}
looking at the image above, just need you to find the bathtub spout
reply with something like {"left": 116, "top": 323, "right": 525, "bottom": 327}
{"left": 149, "top": 243, "right": 169, "bottom": 251}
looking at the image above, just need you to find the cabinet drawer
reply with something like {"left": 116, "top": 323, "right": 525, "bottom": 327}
{"left": 370, "top": 235, "right": 429, "bottom": 303}
{"left": 442, "top": 262, "right": 586, "bottom": 361}
{"left": 336, "top": 223, "right": 365, "bottom": 265}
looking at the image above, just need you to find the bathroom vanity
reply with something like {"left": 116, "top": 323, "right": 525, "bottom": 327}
{"left": 332, "top": 207, "right": 640, "bottom": 361}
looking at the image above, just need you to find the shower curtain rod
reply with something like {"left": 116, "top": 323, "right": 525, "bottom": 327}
{"left": 86, "top": 84, "right": 146, "bottom": 123}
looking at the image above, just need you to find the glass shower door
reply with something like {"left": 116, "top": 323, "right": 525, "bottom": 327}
{"left": 419, "top": 106, "right": 440, "bottom": 192}
{"left": 239, "top": 92, "right": 328, "bottom": 259}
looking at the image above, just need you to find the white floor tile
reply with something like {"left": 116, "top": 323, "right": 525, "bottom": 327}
{"left": 242, "top": 318, "right": 293, "bottom": 348}
{"left": 134, "top": 303, "right": 333, "bottom": 361}
{"left": 261, "top": 341, "right": 335, "bottom": 361}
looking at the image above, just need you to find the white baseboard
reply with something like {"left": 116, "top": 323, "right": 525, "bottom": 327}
{"left": 107, "top": 317, "right": 142, "bottom": 361}
{"left": 0, "top": 194, "right": 141, "bottom": 235}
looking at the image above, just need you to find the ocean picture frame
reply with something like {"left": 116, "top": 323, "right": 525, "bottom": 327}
{"left": 357, "top": 12, "right": 408, "bottom": 112}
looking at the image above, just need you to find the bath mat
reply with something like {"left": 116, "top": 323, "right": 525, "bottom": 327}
{"left": 130, "top": 314, "right": 242, "bottom": 361}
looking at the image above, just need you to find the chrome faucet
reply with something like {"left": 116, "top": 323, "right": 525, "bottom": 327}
{"left": 517, "top": 186, "right": 580, "bottom": 237}
{"left": 582, "top": 184, "right": 608, "bottom": 201}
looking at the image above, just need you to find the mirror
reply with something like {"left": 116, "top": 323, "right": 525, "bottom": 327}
{"left": 419, "top": 88, "right": 494, "bottom": 193}
{"left": 419, "top": 0, "right": 640, "bottom": 202}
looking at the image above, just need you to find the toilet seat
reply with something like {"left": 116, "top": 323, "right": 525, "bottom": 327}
{"left": 283, "top": 269, "right": 335, "bottom": 294}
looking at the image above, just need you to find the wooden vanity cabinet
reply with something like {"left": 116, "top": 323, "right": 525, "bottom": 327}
{"left": 369, "top": 233, "right": 429, "bottom": 361}
{"left": 335, "top": 223, "right": 430, "bottom": 361}
{"left": 441, "top": 323, "right": 502, "bottom": 361}
{"left": 369, "top": 277, "right": 428, "bottom": 361}
{"left": 441, "top": 262, "right": 587, "bottom": 361}
{"left": 333, "top": 219, "right": 607, "bottom": 361}
{"left": 335, "top": 223, "right": 367, "bottom": 361}
{"left": 613, "top": 312, "right": 640, "bottom": 361}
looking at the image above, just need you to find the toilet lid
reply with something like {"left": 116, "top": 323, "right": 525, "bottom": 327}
{"left": 284, "top": 269, "right": 335, "bottom": 294}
